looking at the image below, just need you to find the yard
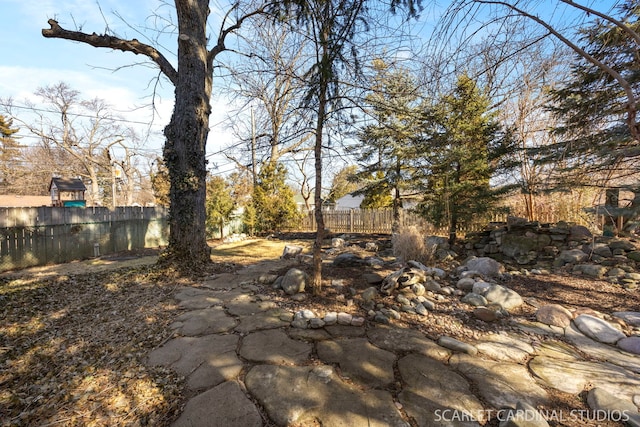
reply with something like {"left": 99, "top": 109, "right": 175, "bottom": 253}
{"left": 0, "top": 235, "right": 637, "bottom": 426}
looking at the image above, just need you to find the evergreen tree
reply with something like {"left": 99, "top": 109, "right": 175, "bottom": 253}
{"left": 205, "top": 175, "right": 236, "bottom": 239}
{"left": 545, "top": 1, "right": 640, "bottom": 187}
{"left": 417, "top": 74, "right": 513, "bottom": 244}
{"left": 351, "top": 60, "right": 422, "bottom": 229}
{"left": 249, "top": 162, "right": 301, "bottom": 233}
{"left": 326, "top": 165, "right": 360, "bottom": 205}
{"left": 150, "top": 157, "right": 170, "bottom": 206}
{"left": 0, "top": 115, "right": 22, "bottom": 193}
{"left": 360, "top": 171, "right": 393, "bottom": 209}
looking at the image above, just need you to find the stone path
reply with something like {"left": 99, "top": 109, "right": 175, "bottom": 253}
{"left": 147, "top": 260, "right": 640, "bottom": 427}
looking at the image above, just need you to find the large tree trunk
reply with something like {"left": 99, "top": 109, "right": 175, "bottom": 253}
{"left": 41, "top": 0, "right": 262, "bottom": 269}
{"left": 161, "top": 1, "right": 212, "bottom": 266}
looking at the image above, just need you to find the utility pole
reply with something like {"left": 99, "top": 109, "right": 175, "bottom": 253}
{"left": 251, "top": 106, "right": 257, "bottom": 186}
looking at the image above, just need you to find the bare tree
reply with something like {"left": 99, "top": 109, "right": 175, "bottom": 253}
{"left": 5, "top": 82, "right": 137, "bottom": 205}
{"left": 223, "top": 17, "right": 314, "bottom": 173}
{"left": 42, "top": 2, "right": 267, "bottom": 267}
{"left": 440, "top": 0, "right": 640, "bottom": 147}
{"left": 492, "top": 45, "right": 568, "bottom": 220}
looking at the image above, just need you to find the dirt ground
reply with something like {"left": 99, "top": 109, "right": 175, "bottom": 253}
{"left": 1, "top": 235, "right": 638, "bottom": 426}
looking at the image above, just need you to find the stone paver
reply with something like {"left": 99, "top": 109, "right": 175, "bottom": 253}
{"left": 233, "top": 309, "right": 291, "bottom": 334}
{"left": 172, "top": 381, "right": 262, "bottom": 427}
{"left": 239, "top": 329, "right": 312, "bottom": 364}
{"left": 147, "top": 334, "right": 242, "bottom": 390}
{"left": 171, "top": 306, "right": 237, "bottom": 336}
{"left": 143, "top": 261, "right": 640, "bottom": 427}
{"left": 367, "top": 324, "right": 451, "bottom": 361}
{"left": 174, "top": 287, "right": 223, "bottom": 309}
{"left": 529, "top": 355, "right": 640, "bottom": 402}
{"left": 226, "top": 294, "right": 278, "bottom": 316}
{"left": 473, "top": 333, "right": 535, "bottom": 363}
{"left": 398, "top": 353, "right": 485, "bottom": 426}
{"left": 564, "top": 323, "right": 640, "bottom": 373}
{"left": 316, "top": 337, "right": 396, "bottom": 388}
{"left": 449, "top": 354, "right": 549, "bottom": 409}
{"left": 245, "top": 364, "right": 409, "bottom": 427}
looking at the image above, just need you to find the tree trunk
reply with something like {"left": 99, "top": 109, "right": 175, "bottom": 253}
{"left": 312, "top": 97, "right": 326, "bottom": 295}
{"left": 40, "top": 0, "right": 264, "bottom": 269}
{"left": 161, "top": 1, "right": 212, "bottom": 266}
{"left": 392, "top": 159, "right": 402, "bottom": 233}
{"left": 312, "top": 15, "right": 331, "bottom": 295}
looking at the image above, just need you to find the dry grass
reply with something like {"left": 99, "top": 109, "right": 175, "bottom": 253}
{"left": 0, "top": 265, "right": 187, "bottom": 427}
{"left": 391, "top": 226, "right": 436, "bottom": 265}
{"left": 209, "top": 238, "right": 312, "bottom": 265}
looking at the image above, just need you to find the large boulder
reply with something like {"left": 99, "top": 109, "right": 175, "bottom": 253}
{"left": 464, "top": 256, "right": 505, "bottom": 278}
{"left": 535, "top": 304, "right": 573, "bottom": 328}
{"left": 557, "top": 249, "right": 588, "bottom": 265}
{"left": 280, "top": 268, "right": 308, "bottom": 295}
{"left": 484, "top": 284, "right": 524, "bottom": 311}
{"left": 573, "top": 314, "right": 626, "bottom": 344}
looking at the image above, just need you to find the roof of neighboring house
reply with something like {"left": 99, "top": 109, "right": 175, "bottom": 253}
{"left": 334, "top": 194, "right": 363, "bottom": 209}
{"left": 49, "top": 177, "right": 87, "bottom": 192}
{"left": 0, "top": 195, "right": 51, "bottom": 207}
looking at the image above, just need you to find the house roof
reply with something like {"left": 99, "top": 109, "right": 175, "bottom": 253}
{"left": 49, "top": 177, "right": 87, "bottom": 192}
{"left": 0, "top": 195, "right": 51, "bottom": 207}
{"left": 334, "top": 194, "right": 363, "bottom": 209}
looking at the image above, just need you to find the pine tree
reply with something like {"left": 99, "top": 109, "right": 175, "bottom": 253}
{"left": 0, "top": 115, "right": 22, "bottom": 193}
{"left": 351, "top": 60, "right": 422, "bottom": 229}
{"left": 249, "top": 162, "right": 301, "bottom": 233}
{"left": 417, "top": 74, "right": 513, "bottom": 244}
{"left": 545, "top": 1, "right": 640, "bottom": 187}
{"left": 205, "top": 175, "right": 236, "bottom": 239}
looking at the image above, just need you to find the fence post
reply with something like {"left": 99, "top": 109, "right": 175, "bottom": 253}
{"left": 349, "top": 209, "right": 354, "bottom": 233}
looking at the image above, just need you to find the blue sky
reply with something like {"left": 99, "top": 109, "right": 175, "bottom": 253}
{"left": 0, "top": 0, "right": 236, "bottom": 166}
{"left": 0, "top": 0, "right": 626, "bottom": 174}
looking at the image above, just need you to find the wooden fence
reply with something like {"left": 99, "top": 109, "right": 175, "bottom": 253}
{"left": 288, "top": 208, "right": 594, "bottom": 235}
{"left": 0, "top": 206, "right": 169, "bottom": 272}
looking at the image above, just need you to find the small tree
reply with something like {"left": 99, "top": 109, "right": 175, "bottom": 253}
{"left": 417, "top": 74, "right": 514, "bottom": 244}
{"left": 250, "top": 161, "right": 301, "bottom": 233}
{"left": 150, "top": 157, "right": 170, "bottom": 207}
{"left": 205, "top": 175, "right": 236, "bottom": 239}
{"left": 351, "top": 60, "right": 422, "bottom": 229}
{"left": 0, "top": 115, "right": 21, "bottom": 194}
{"left": 326, "top": 164, "right": 360, "bottom": 205}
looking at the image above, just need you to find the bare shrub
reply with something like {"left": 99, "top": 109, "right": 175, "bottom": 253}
{"left": 392, "top": 226, "right": 436, "bottom": 265}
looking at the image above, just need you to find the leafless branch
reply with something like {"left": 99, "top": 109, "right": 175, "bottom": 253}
{"left": 42, "top": 19, "right": 178, "bottom": 85}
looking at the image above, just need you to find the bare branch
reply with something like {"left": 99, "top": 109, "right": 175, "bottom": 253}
{"left": 208, "top": 4, "right": 269, "bottom": 64}
{"left": 42, "top": 19, "right": 178, "bottom": 85}
{"left": 475, "top": 0, "right": 640, "bottom": 143}
{"left": 560, "top": 0, "right": 640, "bottom": 46}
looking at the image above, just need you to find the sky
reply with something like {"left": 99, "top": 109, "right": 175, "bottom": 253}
{"left": 0, "top": 0, "right": 626, "bottom": 178}
{"left": 0, "top": 0, "right": 237, "bottom": 173}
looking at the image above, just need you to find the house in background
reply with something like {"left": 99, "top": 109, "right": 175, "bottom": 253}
{"left": 333, "top": 193, "right": 364, "bottom": 210}
{"left": 49, "top": 177, "right": 87, "bottom": 207}
{"left": 333, "top": 191, "right": 422, "bottom": 211}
